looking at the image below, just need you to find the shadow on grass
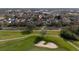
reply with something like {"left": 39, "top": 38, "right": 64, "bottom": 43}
{"left": 21, "top": 30, "right": 32, "bottom": 35}
{"left": 34, "top": 36, "right": 45, "bottom": 44}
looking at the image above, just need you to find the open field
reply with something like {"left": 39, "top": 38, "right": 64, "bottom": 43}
{"left": 44, "top": 36, "right": 78, "bottom": 51}
{"left": 0, "top": 34, "right": 66, "bottom": 51}
{"left": 0, "top": 30, "right": 25, "bottom": 40}
{"left": 70, "top": 41, "right": 79, "bottom": 49}
{"left": 33, "top": 30, "right": 60, "bottom": 35}
{"left": 0, "top": 30, "right": 78, "bottom": 51}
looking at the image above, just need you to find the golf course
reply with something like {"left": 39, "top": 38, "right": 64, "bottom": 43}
{"left": 0, "top": 30, "right": 78, "bottom": 51}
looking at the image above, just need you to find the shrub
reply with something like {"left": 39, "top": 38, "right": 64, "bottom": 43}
{"left": 60, "top": 29, "right": 78, "bottom": 41}
{"left": 34, "top": 36, "right": 44, "bottom": 43}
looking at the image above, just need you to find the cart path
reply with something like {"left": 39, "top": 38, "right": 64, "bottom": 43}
{"left": 0, "top": 34, "right": 78, "bottom": 50}
{"left": 0, "top": 34, "right": 39, "bottom": 42}
{"left": 67, "top": 41, "right": 79, "bottom": 50}
{"left": 0, "top": 34, "right": 59, "bottom": 42}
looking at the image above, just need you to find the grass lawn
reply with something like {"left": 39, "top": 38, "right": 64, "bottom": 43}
{"left": 0, "top": 30, "right": 78, "bottom": 51}
{"left": 29, "top": 47, "right": 66, "bottom": 51}
{"left": 0, "top": 35, "right": 37, "bottom": 51}
{"left": 44, "top": 36, "right": 78, "bottom": 51}
{"left": 0, "top": 30, "right": 25, "bottom": 40}
{"left": 33, "top": 30, "right": 60, "bottom": 35}
{"left": 0, "top": 34, "right": 66, "bottom": 51}
{"left": 71, "top": 41, "right": 79, "bottom": 48}
{"left": 33, "top": 30, "right": 78, "bottom": 51}
{"left": 46, "top": 30, "right": 60, "bottom": 35}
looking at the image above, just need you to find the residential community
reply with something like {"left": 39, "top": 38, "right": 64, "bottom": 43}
{"left": 0, "top": 8, "right": 79, "bottom": 51}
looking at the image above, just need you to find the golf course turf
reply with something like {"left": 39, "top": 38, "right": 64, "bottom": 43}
{"left": 0, "top": 30, "right": 78, "bottom": 51}
{"left": 0, "top": 30, "right": 25, "bottom": 40}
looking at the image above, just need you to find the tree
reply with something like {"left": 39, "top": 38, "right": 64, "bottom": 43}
{"left": 60, "top": 25, "right": 79, "bottom": 41}
{"left": 22, "top": 18, "right": 36, "bottom": 34}
{"left": 60, "top": 29, "right": 77, "bottom": 40}
{"left": 40, "top": 26, "right": 47, "bottom": 36}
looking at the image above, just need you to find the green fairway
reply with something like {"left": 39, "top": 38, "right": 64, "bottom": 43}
{"left": 0, "top": 34, "right": 66, "bottom": 51}
{"left": 0, "top": 30, "right": 25, "bottom": 40}
{"left": 33, "top": 30, "right": 60, "bottom": 35}
{"left": 0, "top": 30, "right": 78, "bottom": 51}
{"left": 44, "top": 36, "right": 78, "bottom": 51}
{"left": 0, "top": 30, "right": 59, "bottom": 40}
{"left": 71, "top": 41, "right": 79, "bottom": 48}
{"left": 29, "top": 46, "right": 66, "bottom": 51}
{"left": 0, "top": 35, "right": 38, "bottom": 51}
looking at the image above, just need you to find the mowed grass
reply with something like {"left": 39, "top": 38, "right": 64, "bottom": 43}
{"left": 71, "top": 41, "right": 79, "bottom": 48}
{"left": 46, "top": 30, "right": 60, "bottom": 35}
{"left": 0, "top": 34, "right": 66, "bottom": 51}
{"left": 33, "top": 30, "right": 60, "bottom": 35}
{"left": 0, "top": 35, "right": 37, "bottom": 51}
{"left": 0, "top": 30, "right": 59, "bottom": 40}
{"left": 0, "top": 30, "right": 78, "bottom": 51}
{"left": 33, "top": 30, "right": 78, "bottom": 51}
{"left": 44, "top": 36, "right": 78, "bottom": 51}
{"left": 29, "top": 46, "right": 66, "bottom": 51}
{"left": 0, "top": 34, "right": 77, "bottom": 51}
{"left": 0, "top": 30, "right": 25, "bottom": 40}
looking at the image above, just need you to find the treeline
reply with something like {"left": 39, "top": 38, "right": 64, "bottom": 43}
{"left": 60, "top": 25, "right": 79, "bottom": 41}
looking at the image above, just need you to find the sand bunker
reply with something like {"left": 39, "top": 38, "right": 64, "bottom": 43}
{"left": 35, "top": 41, "right": 58, "bottom": 49}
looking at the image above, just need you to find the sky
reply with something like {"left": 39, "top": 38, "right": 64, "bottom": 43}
{"left": 0, "top": 0, "right": 79, "bottom": 8}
